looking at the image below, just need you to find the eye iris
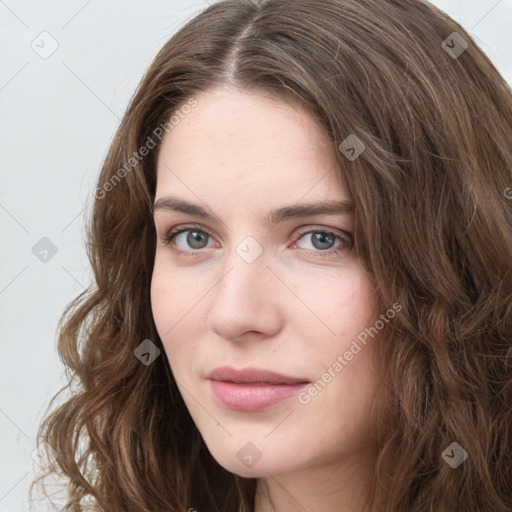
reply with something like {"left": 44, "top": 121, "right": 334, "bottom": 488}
{"left": 311, "top": 232, "right": 334, "bottom": 250}
{"left": 187, "top": 231, "right": 208, "bottom": 249}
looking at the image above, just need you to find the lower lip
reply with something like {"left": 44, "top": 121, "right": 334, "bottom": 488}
{"left": 208, "top": 380, "right": 309, "bottom": 412}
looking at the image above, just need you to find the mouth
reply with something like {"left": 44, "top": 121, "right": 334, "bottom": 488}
{"left": 221, "top": 381, "right": 283, "bottom": 385}
{"left": 206, "top": 366, "right": 310, "bottom": 411}
{"left": 206, "top": 365, "right": 310, "bottom": 385}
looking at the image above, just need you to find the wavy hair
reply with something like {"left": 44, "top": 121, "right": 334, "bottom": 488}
{"left": 31, "top": 0, "right": 512, "bottom": 510}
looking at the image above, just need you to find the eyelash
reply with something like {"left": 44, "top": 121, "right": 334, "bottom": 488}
{"left": 159, "top": 223, "right": 354, "bottom": 258}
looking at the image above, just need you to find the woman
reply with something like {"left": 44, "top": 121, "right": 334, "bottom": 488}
{"left": 31, "top": 0, "right": 512, "bottom": 510}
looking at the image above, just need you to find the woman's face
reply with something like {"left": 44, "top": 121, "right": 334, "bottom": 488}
{"left": 151, "top": 85, "right": 385, "bottom": 481}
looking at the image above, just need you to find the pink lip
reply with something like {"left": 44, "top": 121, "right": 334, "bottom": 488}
{"left": 207, "top": 366, "right": 309, "bottom": 385}
{"left": 206, "top": 366, "right": 310, "bottom": 412}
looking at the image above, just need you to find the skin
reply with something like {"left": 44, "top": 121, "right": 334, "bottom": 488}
{"left": 151, "top": 84, "right": 389, "bottom": 512}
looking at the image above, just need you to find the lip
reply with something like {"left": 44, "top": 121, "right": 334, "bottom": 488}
{"left": 207, "top": 366, "right": 309, "bottom": 385}
{"left": 206, "top": 366, "right": 310, "bottom": 412}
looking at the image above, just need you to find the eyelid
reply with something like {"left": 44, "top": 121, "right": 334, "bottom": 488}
{"left": 292, "top": 225, "right": 352, "bottom": 242}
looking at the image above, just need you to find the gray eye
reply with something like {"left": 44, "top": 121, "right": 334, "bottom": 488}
{"left": 309, "top": 232, "right": 336, "bottom": 250}
{"left": 295, "top": 231, "right": 340, "bottom": 252}
{"left": 174, "top": 230, "right": 210, "bottom": 249}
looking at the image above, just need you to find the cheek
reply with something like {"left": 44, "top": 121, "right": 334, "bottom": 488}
{"left": 150, "top": 260, "right": 208, "bottom": 373}
{"left": 151, "top": 263, "right": 178, "bottom": 336}
{"left": 299, "top": 278, "right": 383, "bottom": 443}
{"left": 309, "top": 268, "right": 378, "bottom": 344}
{"left": 150, "top": 256, "right": 206, "bottom": 331}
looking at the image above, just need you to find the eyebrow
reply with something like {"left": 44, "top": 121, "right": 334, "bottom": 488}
{"left": 152, "top": 195, "right": 354, "bottom": 227}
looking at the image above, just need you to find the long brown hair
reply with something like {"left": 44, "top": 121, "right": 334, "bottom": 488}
{"left": 31, "top": 0, "right": 512, "bottom": 510}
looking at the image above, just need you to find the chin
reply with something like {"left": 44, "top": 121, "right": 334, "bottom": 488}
{"left": 207, "top": 442, "right": 291, "bottom": 479}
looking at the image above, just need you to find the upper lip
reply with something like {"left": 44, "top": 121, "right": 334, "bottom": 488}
{"left": 207, "top": 366, "right": 310, "bottom": 385}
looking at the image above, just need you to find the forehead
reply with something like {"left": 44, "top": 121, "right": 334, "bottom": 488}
{"left": 155, "top": 85, "right": 346, "bottom": 203}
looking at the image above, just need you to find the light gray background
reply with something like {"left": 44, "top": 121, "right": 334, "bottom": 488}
{"left": 1, "top": 1, "right": 511, "bottom": 509}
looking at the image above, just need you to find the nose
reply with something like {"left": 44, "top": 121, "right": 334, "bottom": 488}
{"left": 207, "top": 248, "right": 284, "bottom": 342}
